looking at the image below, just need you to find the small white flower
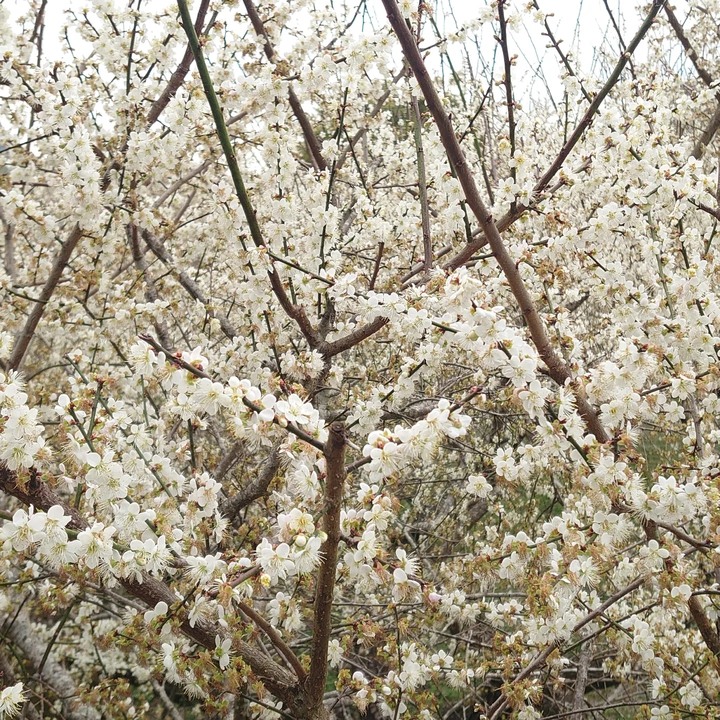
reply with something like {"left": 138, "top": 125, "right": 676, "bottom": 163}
{"left": 215, "top": 635, "right": 232, "bottom": 670}
{"left": 0, "top": 683, "right": 25, "bottom": 718}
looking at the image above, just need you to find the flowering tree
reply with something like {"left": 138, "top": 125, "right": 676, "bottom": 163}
{"left": 2, "top": 0, "right": 720, "bottom": 717}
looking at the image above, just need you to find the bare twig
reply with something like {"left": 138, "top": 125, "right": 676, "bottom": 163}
{"left": 369, "top": 241, "right": 385, "bottom": 290}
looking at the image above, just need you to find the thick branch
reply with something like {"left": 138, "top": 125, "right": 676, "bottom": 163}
{"left": 237, "top": 599, "right": 306, "bottom": 681}
{"left": 146, "top": 0, "right": 211, "bottom": 127}
{"left": 8, "top": 224, "right": 83, "bottom": 371}
{"left": 220, "top": 449, "right": 281, "bottom": 521}
{"left": 305, "top": 422, "right": 346, "bottom": 715}
{"left": 644, "top": 520, "right": 720, "bottom": 662}
{"left": 381, "top": 0, "right": 609, "bottom": 442}
{"left": 242, "top": 0, "right": 327, "bottom": 171}
{"left": 318, "top": 316, "right": 389, "bottom": 358}
{"left": 692, "top": 102, "right": 720, "bottom": 160}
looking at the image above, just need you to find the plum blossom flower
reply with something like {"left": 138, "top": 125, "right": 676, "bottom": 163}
{"left": 215, "top": 635, "right": 232, "bottom": 670}
{"left": 277, "top": 508, "right": 315, "bottom": 541}
{"left": 184, "top": 553, "right": 226, "bottom": 584}
{"left": 466, "top": 473, "right": 492, "bottom": 498}
{"left": 568, "top": 555, "right": 600, "bottom": 587}
{"left": 86, "top": 451, "right": 130, "bottom": 504}
{"left": 274, "top": 394, "right": 316, "bottom": 426}
{"left": 128, "top": 342, "right": 160, "bottom": 377}
{"left": 144, "top": 601, "right": 169, "bottom": 623}
{"left": 293, "top": 534, "right": 324, "bottom": 574}
{"left": 256, "top": 539, "right": 295, "bottom": 583}
{"left": 1, "top": 507, "right": 47, "bottom": 551}
{"left": 161, "top": 642, "right": 181, "bottom": 683}
{"left": 190, "top": 378, "right": 231, "bottom": 416}
{"left": 0, "top": 378, "right": 46, "bottom": 469}
{"left": 0, "top": 683, "right": 25, "bottom": 718}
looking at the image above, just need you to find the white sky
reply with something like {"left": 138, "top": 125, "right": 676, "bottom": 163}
{"left": 3, "top": 0, "right": 693, "bottom": 106}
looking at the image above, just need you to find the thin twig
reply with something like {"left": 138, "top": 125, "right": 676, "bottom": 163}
{"left": 237, "top": 600, "right": 307, "bottom": 681}
{"left": 129, "top": 222, "right": 172, "bottom": 348}
{"left": 412, "top": 96, "right": 432, "bottom": 273}
{"left": 487, "top": 576, "right": 646, "bottom": 719}
{"left": 496, "top": 0, "right": 516, "bottom": 212}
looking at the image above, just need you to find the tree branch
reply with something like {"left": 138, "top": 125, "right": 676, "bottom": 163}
{"left": 664, "top": 3, "right": 713, "bottom": 87}
{"left": 142, "top": 229, "right": 238, "bottom": 340}
{"left": 2, "top": 605, "right": 101, "bottom": 720}
{"left": 487, "top": 575, "right": 646, "bottom": 719}
{"left": 220, "top": 449, "right": 281, "bottom": 521}
{"left": 242, "top": 0, "right": 327, "bottom": 171}
{"left": 441, "top": 0, "right": 665, "bottom": 273}
{"left": 380, "top": 0, "right": 609, "bottom": 443}
{"left": 237, "top": 599, "right": 307, "bottom": 681}
{"left": 412, "top": 95, "right": 433, "bottom": 273}
{"left": 140, "top": 334, "right": 326, "bottom": 450}
{"left": 8, "top": 224, "right": 83, "bottom": 372}
{"left": 146, "top": 0, "right": 211, "bottom": 127}
{"left": 305, "top": 422, "right": 346, "bottom": 716}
